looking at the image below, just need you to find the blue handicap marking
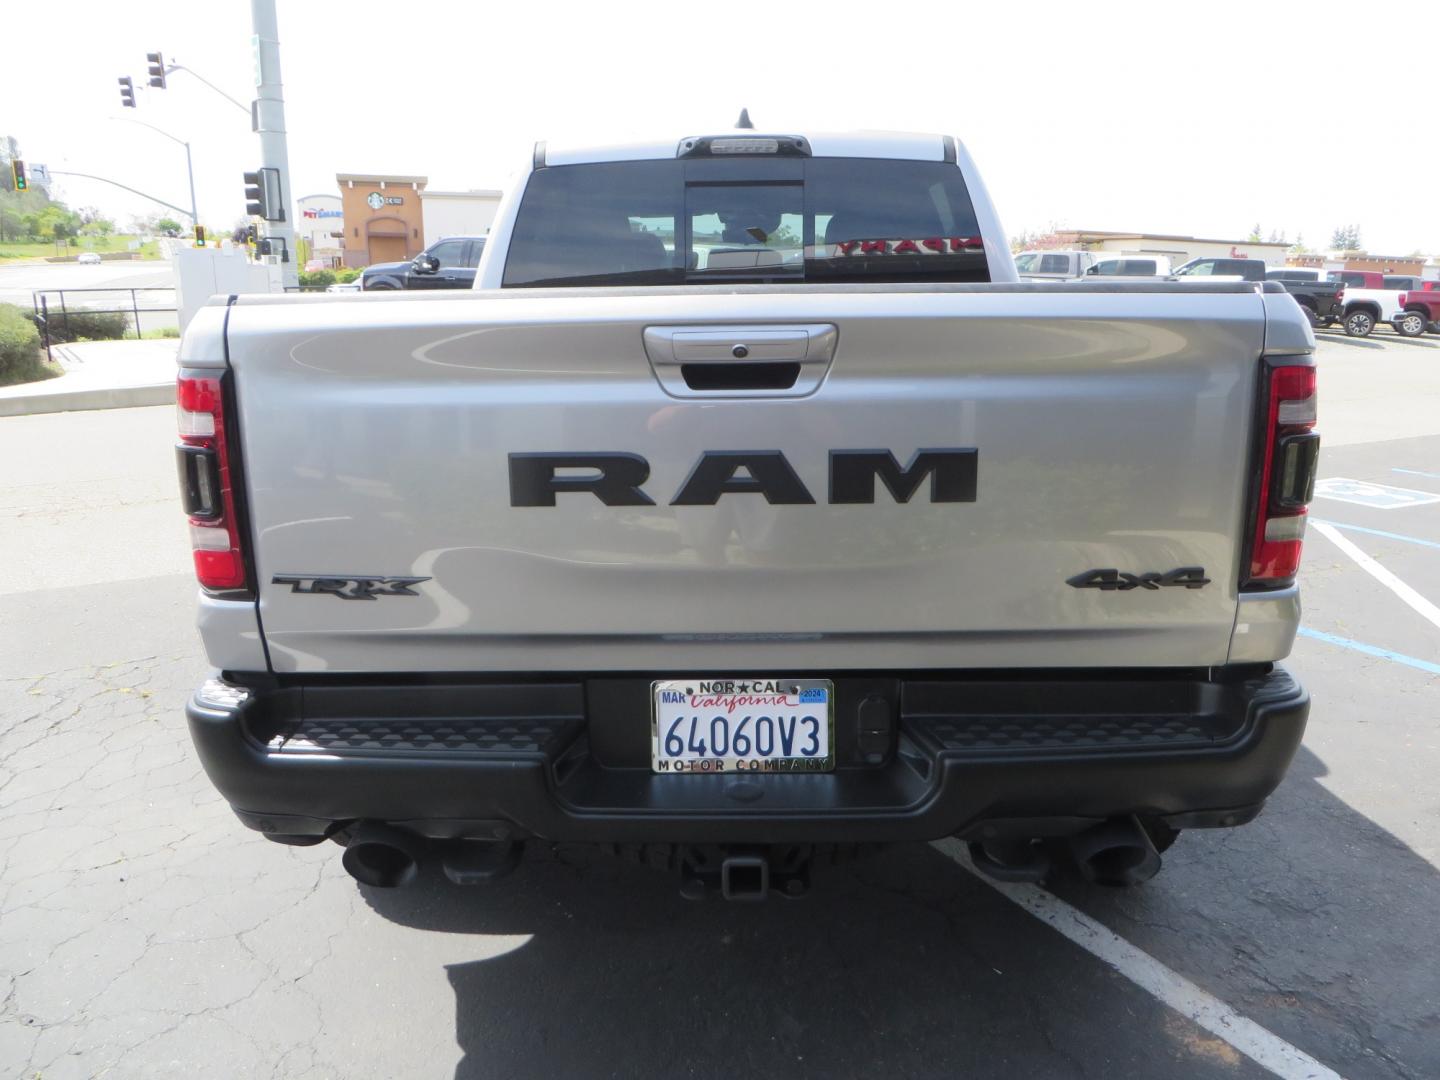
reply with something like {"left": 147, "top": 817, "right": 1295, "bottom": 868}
{"left": 1312, "top": 477, "right": 1440, "bottom": 511}
{"left": 799, "top": 688, "right": 827, "bottom": 703}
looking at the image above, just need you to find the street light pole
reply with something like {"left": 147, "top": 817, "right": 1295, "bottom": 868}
{"left": 108, "top": 116, "right": 198, "bottom": 229}
{"left": 250, "top": 0, "right": 298, "bottom": 287}
{"left": 44, "top": 171, "right": 194, "bottom": 220}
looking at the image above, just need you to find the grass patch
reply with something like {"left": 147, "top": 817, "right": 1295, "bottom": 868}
{"left": 0, "top": 235, "right": 163, "bottom": 261}
{"left": 0, "top": 241, "right": 68, "bottom": 261}
{"left": 140, "top": 326, "right": 180, "bottom": 339}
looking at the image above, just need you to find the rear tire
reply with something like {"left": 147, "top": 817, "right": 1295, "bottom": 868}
{"left": 1298, "top": 304, "right": 1319, "bottom": 328}
{"left": 1395, "top": 311, "right": 1427, "bottom": 337}
{"left": 1344, "top": 310, "right": 1375, "bottom": 337}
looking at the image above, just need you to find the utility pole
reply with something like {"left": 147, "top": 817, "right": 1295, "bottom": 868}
{"left": 250, "top": 0, "right": 298, "bottom": 286}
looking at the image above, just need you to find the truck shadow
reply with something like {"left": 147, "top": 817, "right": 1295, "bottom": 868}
{"left": 1314, "top": 332, "right": 1384, "bottom": 350}
{"left": 1374, "top": 336, "right": 1440, "bottom": 350}
{"left": 360, "top": 746, "right": 1439, "bottom": 1080}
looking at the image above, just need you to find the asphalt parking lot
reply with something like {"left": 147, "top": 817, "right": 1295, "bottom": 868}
{"left": 2, "top": 332, "right": 1438, "bottom": 1079}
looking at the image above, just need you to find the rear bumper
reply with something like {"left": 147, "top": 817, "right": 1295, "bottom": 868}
{"left": 187, "top": 665, "right": 1308, "bottom": 844}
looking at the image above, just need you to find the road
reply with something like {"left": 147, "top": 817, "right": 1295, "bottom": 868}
{"left": 2, "top": 333, "right": 1438, "bottom": 1079}
{"left": 0, "top": 258, "right": 179, "bottom": 338}
{"left": 0, "top": 259, "right": 176, "bottom": 309}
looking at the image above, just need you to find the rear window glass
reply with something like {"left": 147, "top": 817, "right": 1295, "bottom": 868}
{"left": 502, "top": 157, "right": 988, "bottom": 287}
{"left": 1329, "top": 272, "right": 1368, "bottom": 287}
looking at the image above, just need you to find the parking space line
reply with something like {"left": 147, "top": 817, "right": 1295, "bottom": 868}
{"left": 1391, "top": 468, "right": 1440, "bottom": 481}
{"left": 1312, "top": 521, "right": 1440, "bottom": 631}
{"left": 934, "top": 840, "right": 1342, "bottom": 1080}
{"left": 1310, "top": 519, "right": 1440, "bottom": 551}
{"left": 1297, "top": 627, "right": 1440, "bottom": 675}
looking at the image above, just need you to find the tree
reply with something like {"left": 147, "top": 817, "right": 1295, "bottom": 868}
{"left": 1330, "top": 224, "right": 1362, "bottom": 251}
{"left": 155, "top": 217, "right": 183, "bottom": 238}
{"left": 1246, "top": 223, "right": 1263, "bottom": 242}
{"left": 1290, "top": 233, "right": 1310, "bottom": 254}
{"left": 0, "top": 135, "right": 19, "bottom": 194}
{"left": 1009, "top": 226, "right": 1067, "bottom": 252}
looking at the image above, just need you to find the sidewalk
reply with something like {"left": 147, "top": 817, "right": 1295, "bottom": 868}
{"left": 0, "top": 338, "right": 177, "bottom": 417}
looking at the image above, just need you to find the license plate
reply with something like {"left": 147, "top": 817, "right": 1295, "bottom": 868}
{"left": 651, "top": 678, "right": 834, "bottom": 774}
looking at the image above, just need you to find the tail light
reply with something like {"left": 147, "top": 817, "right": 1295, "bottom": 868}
{"left": 1244, "top": 362, "right": 1319, "bottom": 588}
{"left": 176, "top": 370, "right": 251, "bottom": 594}
{"left": 1398, "top": 293, "right": 1408, "bottom": 307}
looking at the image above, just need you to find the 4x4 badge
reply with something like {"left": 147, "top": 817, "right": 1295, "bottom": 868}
{"left": 1067, "top": 568, "right": 1210, "bottom": 591}
{"left": 271, "top": 575, "right": 429, "bottom": 600}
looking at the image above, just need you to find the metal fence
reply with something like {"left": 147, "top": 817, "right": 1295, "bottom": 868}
{"left": 30, "top": 287, "right": 179, "bottom": 360}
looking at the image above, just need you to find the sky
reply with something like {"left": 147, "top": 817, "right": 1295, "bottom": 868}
{"left": 4, "top": 0, "right": 1436, "bottom": 256}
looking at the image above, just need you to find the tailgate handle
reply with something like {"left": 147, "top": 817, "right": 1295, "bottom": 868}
{"left": 643, "top": 324, "right": 837, "bottom": 397}
{"left": 680, "top": 362, "right": 801, "bottom": 391}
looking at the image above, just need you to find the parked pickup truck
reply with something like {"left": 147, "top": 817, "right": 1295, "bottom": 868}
{"left": 1265, "top": 268, "right": 1346, "bottom": 328}
{"left": 360, "top": 235, "right": 487, "bottom": 291}
{"left": 1325, "top": 271, "right": 1407, "bottom": 337}
{"left": 1172, "top": 256, "right": 1267, "bottom": 281}
{"left": 1084, "top": 254, "right": 1173, "bottom": 277}
{"left": 1013, "top": 249, "right": 1099, "bottom": 279}
{"left": 1396, "top": 287, "right": 1440, "bottom": 336}
{"left": 178, "top": 128, "right": 1316, "bottom": 900}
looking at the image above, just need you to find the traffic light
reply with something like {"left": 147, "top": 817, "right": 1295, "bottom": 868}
{"left": 243, "top": 172, "right": 264, "bottom": 217}
{"left": 10, "top": 159, "right": 26, "bottom": 192}
{"left": 194, "top": 224, "right": 206, "bottom": 247}
{"left": 119, "top": 76, "right": 136, "bottom": 108}
{"left": 147, "top": 52, "right": 166, "bottom": 89}
{"left": 246, "top": 224, "right": 258, "bottom": 245}
{"left": 242, "top": 167, "right": 284, "bottom": 222}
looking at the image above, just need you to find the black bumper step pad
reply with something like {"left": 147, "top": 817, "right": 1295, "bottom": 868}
{"left": 907, "top": 714, "right": 1218, "bottom": 754}
{"left": 269, "top": 716, "right": 578, "bottom": 755}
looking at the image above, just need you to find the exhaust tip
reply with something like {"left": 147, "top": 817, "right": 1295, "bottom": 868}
{"left": 1067, "top": 815, "right": 1162, "bottom": 887}
{"left": 967, "top": 838, "right": 1051, "bottom": 884}
{"left": 341, "top": 823, "right": 424, "bottom": 889}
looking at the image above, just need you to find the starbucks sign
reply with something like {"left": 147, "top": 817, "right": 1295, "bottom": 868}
{"left": 366, "top": 192, "right": 404, "bottom": 210}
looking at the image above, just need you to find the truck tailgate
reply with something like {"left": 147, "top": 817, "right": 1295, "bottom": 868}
{"left": 225, "top": 285, "right": 1265, "bottom": 674}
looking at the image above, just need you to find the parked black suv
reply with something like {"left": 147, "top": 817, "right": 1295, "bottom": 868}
{"left": 361, "top": 236, "right": 487, "bottom": 291}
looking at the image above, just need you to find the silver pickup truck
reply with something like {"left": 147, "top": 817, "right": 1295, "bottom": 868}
{"left": 178, "top": 128, "right": 1318, "bottom": 899}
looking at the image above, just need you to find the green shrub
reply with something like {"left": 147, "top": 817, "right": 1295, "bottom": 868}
{"left": 299, "top": 269, "right": 336, "bottom": 289}
{"left": 334, "top": 267, "right": 361, "bottom": 284}
{"left": 0, "top": 302, "right": 51, "bottom": 385}
{"left": 27, "top": 309, "right": 130, "bottom": 343}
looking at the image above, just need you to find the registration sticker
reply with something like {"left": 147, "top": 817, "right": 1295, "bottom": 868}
{"left": 651, "top": 678, "right": 834, "bottom": 774}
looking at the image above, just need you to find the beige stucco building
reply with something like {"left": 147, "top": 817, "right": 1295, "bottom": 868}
{"left": 337, "top": 174, "right": 428, "bottom": 267}
{"left": 1055, "top": 230, "right": 1291, "bottom": 267}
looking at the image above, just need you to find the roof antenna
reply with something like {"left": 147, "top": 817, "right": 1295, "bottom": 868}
{"left": 735, "top": 108, "right": 754, "bottom": 130}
